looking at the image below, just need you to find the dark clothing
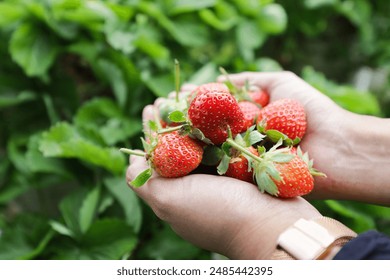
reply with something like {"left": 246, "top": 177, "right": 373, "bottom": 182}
{"left": 334, "top": 230, "right": 390, "bottom": 260}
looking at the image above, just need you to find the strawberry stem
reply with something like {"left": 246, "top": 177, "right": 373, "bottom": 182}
{"left": 157, "top": 124, "right": 183, "bottom": 134}
{"left": 225, "top": 138, "right": 263, "bottom": 162}
{"left": 119, "top": 148, "right": 146, "bottom": 157}
{"left": 153, "top": 107, "right": 163, "bottom": 130}
{"left": 174, "top": 59, "right": 180, "bottom": 103}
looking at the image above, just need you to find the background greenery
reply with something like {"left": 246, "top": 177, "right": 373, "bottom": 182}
{"left": 0, "top": 0, "right": 389, "bottom": 260}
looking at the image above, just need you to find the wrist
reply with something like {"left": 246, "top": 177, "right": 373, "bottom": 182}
{"left": 270, "top": 216, "right": 357, "bottom": 260}
{"left": 333, "top": 112, "right": 390, "bottom": 205}
{"left": 224, "top": 196, "right": 322, "bottom": 260}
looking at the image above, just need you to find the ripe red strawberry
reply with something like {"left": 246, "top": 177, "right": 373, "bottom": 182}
{"left": 249, "top": 89, "right": 269, "bottom": 108}
{"left": 188, "top": 83, "right": 245, "bottom": 145}
{"left": 187, "top": 82, "right": 230, "bottom": 104}
{"left": 152, "top": 131, "right": 203, "bottom": 178}
{"left": 239, "top": 101, "right": 261, "bottom": 132}
{"left": 225, "top": 146, "right": 258, "bottom": 183}
{"left": 258, "top": 98, "right": 306, "bottom": 140}
{"left": 273, "top": 153, "right": 314, "bottom": 198}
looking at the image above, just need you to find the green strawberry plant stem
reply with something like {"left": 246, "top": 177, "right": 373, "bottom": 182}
{"left": 174, "top": 59, "right": 180, "bottom": 103}
{"left": 225, "top": 138, "right": 263, "bottom": 163}
{"left": 158, "top": 124, "right": 184, "bottom": 134}
{"left": 119, "top": 148, "right": 146, "bottom": 157}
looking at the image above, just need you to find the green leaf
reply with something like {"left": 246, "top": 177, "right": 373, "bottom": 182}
{"left": 202, "top": 145, "right": 223, "bottom": 166}
{"left": 302, "top": 66, "right": 380, "bottom": 115}
{"left": 254, "top": 57, "right": 283, "bottom": 72}
{"left": 191, "top": 128, "right": 213, "bottom": 145}
{"left": 170, "top": 0, "right": 217, "bottom": 15}
{"left": 217, "top": 154, "right": 231, "bottom": 175}
{"left": 10, "top": 23, "right": 59, "bottom": 78}
{"left": 59, "top": 189, "right": 88, "bottom": 238}
{"left": 26, "top": 133, "right": 71, "bottom": 177}
{"left": 304, "top": 0, "right": 338, "bottom": 9}
{"left": 49, "top": 221, "right": 74, "bottom": 238}
{"left": 104, "top": 176, "right": 143, "bottom": 233}
{"left": 199, "top": 5, "right": 237, "bottom": 31}
{"left": 74, "top": 98, "right": 142, "bottom": 146}
{"left": 39, "top": 122, "right": 125, "bottom": 174}
{"left": 168, "top": 110, "right": 187, "bottom": 123}
{"left": 81, "top": 219, "right": 138, "bottom": 260}
{"left": 221, "top": 141, "right": 232, "bottom": 156}
{"left": 79, "top": 187, "right": 101, "bottom": 234}
{"left": 0, "top": 3, "right": 27, "bottom": 27}
{"left": 266, "top": 129, "right": 288, "bottom": 143}
{"left": 324, "top": 200, "right": 376, "bottom": 232}
{"left": 130, "top": 168, "right": 152, "bottom": 188}
{"left": 257, "top": 3, "right": 287, "bottom": 34}
{"left": 0, "top": 214, "right": 53, "bottom": 260}
{"left": 236, "top": 19, "right": 266, "bottom": 62}
{"left": 270, "top": 153, "right": 294, "bottom": 163}
{"left": 255, "top": 169, "right": 278, "bottom": 196}
{"left": 97, "top": 59, "right": 127, "bottom": 109}
{"left": 249, "top": 130, "right": 265, "bottom": 146}
{"left": 137, "top": 223, "right": 202, "bottom": 260}
{"left": 0, "top": 91, "right": 36, "bottom": 108}
{"left": 142, "top": 72, "right": 174, "bottom": 97}
{"left": 188, "top": 62, "right": 218, "bottom": 85}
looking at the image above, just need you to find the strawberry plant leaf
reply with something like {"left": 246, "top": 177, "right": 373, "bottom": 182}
{"left": 79, "top": 186, "right": 101, "bottom": 234}
{"left": 255, "top": 170, "right": 279, "bottom": 196}
{"left": 80, "top": 219, "right": 138, "bottom": 260}
{"left": 74, "top": 98, "right": 142, "bottom": 146}
{"left": 39, "top": 122, "right": 125, "bottom": 175}
{"left": 270, "top": 153, "right": 294, "bottom": 163}
{"left": 168, "top": 110, "right": 187, "bottom": 123}
{"left": 10, "top": 23, "right": 59, "bottom": 79}
{"left": 130, "top": 168, "right": 152, "bottom": 188}
{"left": 202, "top": 145, "right": 223, "bottom": 166}
{"left": 221, "top": 141, "right": 232, "bottom": 156}
{"left": 191, "top": 128, "right": 213, "bottom": 145}
{"left": 265, "top": 129, "right": 288, "bottom": 143}
{"left": 257, "top": 3, "right": 287, "bottom": 34}
{"left": 249, "top": 130, "right": 265, "bottom": 146}
{"left": 257, "top": 146, "right": 266, "bottom": 155}
{"left": 292, "top": 137, "right": 301, "bottom": 146}
{"left": 148, "top": 120, "right": 159, "bottom": 132}
{"left": 49, "top": 221, "right": 75, "bottom": 238}
{"left": 59, "top": 189, "right": 89, "bottom": 239}
{"left": 217, "top": 154, "right": 231, "bottom": 175}
{"left": 104, "top": 176, "right": 142, "bottom": 233}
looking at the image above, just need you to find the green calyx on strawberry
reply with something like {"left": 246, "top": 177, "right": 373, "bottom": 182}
{"left": 219, "top": 67, "right": 269, "bottom": 108}
{"left": 218, "top": 127, "right": 325, "bottom": 198}
{"left": 120, "top": 130, "right": 204, "bottom": 187}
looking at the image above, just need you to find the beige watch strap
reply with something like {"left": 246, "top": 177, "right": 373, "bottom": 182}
{"left": 271, "top": 217, "right": 357, "bottom": 260}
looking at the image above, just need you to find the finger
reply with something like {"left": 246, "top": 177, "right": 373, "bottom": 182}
{"left": 181, "top": 83, "right": 198, "bottom": 92}
{"left": 217, "top": 71, "right": 297, "bottom": 92}
{"left": 154, "top": 97, "right": 167, "bottom": 108}
{"left": 125, "top": 153, "right": 167, "bottom": 202}
{"left": 142, "top": 105, "right": 155, "bottom": 123}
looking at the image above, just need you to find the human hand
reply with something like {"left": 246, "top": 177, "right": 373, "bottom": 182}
{"left": 125, "top": 100, "right": 322, "bottom": 259}
{"left": 219, "top": 72, "right": 390, "bottom": 205}
{"left": 126, "top": 142, "right": 321, "bottom": 259}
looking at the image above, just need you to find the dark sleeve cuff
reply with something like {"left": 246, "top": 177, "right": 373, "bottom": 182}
{"left": 334, "top": 230, "right": 390, "bottom": 260}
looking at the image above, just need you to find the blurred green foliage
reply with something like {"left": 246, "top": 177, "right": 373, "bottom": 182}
{"left": 0, "top": 0, "right": 389, "bottom": 260}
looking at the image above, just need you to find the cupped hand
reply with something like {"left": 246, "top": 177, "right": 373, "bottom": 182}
{"left": 127, "top": 150, "right": 321, "bottom": 259}
{"left": 125, "top": 101, "right": 321, "bottom": 259}
{"left": 218, "top": 72, "right": 356, "bottom": 200}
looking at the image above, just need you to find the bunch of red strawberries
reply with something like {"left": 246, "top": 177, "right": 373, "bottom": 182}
{"left": 121, "top": 74, "right": 325, "bottom": 198}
